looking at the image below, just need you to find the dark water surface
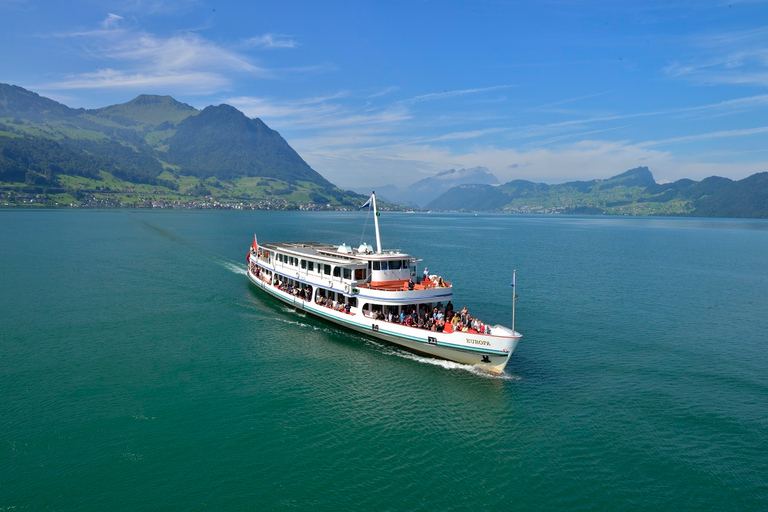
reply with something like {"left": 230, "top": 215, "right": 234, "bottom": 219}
{"left": 2, "top": 209, "right": 767, "bottom": 510}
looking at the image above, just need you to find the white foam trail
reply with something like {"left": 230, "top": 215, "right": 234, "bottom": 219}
{"left": 221, "top": 260, "right": 247, "bottom": 275}
{"left": 385, "top": 349, "right": 521, "bottom": 380}
{"left": 273, "top": 317, "right": 334, "bottom": 333}
{"left": 213, "top": 255, "right": 247, "bottom": 275}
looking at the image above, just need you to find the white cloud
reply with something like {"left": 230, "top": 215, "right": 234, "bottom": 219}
{"left": 44, "top": 17, "right": 270, "bottom": 92}
{"left": 224, "top": 93, "right": 412, "bottom": 132}
{"left": 101, "top": 13, "right": 123, "bottom": 29}
{"left": 665, "top": 26, "right": 768, "bottom": 87}
{"left": 404, "top": 85, "right": 513, "bottom": 104}
{"left": 295, "top": 133, "right": 768, "bottom": 189}
{"left": 241, "top": 34, "right": 298, "bottom": 48}
{"left": 47, "top": 68, "right": 230, "bottom": 94}
{"left": 639, "top": 125, "right": 768, "bottom": 147}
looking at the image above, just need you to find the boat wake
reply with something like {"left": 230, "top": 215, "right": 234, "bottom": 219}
{"left": 355, "top": 336, "right": 521, "bottom": 380}
{"left": 273, "top": 316, "right": 336, "bottom": 334}
{"left": 216, "top": 257, "right": 247, "bottom": 276}
{"left": 389, "top": 350, "right": 522, "bottom": 380}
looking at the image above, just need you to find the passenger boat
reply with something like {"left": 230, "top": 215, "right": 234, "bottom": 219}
{"left": 246, "top": 193, "right": 522, "bottom": 374}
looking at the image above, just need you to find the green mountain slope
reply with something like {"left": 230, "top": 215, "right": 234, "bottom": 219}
{"left": 426, "top": 167, "right": 768, "bottom": 218}
{"left": 166, "top": 104, "right": 332, "bottom": 185}
{"left": 88, "top": 94, "right": 197, "bottom": 127}
{"left": 0, "top": 83, "right": 362, "bottom": 207}
{"left": 0, "top": 84, "right": 79, "bottom": 122}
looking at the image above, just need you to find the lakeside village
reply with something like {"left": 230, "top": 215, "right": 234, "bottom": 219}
{"left": 1, "top": 190, "right": 358, "bottom": 211}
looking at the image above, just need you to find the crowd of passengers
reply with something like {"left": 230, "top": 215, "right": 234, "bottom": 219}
{"left": 273, "top": 276, "right": 315, "bottom": 301}
{"left": 316, "top": 294, "right": 353, "bottom": 314}
{"left": 272, "top": 275, "right": 355, "bottom": 314}
{"left": 369, "top": 302, "right": 492, "bottom": 335}
{"left": 265, "top": 267, "right": 489, "bottom": 332}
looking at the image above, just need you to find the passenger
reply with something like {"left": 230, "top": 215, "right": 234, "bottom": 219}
{"left": 408, "top": 279, "right": 414, "bottom": 291}
{"left": 399, "top": 310, "right": 405, "bottom": 324}
{"left": 423, "top": 267, "right": 429, "bottom": 281}
{"left": 345, "top": 302, "right": 351, "bottom": 314}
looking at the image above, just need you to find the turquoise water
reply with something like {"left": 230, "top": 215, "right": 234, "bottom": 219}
{"left": 2, "top": 210, "right": 767, "bottom": 511}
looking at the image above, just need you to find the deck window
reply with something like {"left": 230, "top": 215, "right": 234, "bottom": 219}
{"left": 301, "top": 259, "right": 306, "bottom": 269}
{"left": 390, "top": 260, "right": 401, "bottom": 269}
{"left": 372, "top": 261, "right": 380, "bottom": 270}
{"left": 343, "top": 268, "right": 352, "bottom": 280}
{"left": 308, "top": 261, "right": 315, "bottom": 272}
{"left": 323, "top": 264, "right": 331, "bottom": 275}
{"left": 380, "top": 261, "right": 388, "bottom": 270}
{"left": 333, "top": 267, "right": 341, "bottom": 278}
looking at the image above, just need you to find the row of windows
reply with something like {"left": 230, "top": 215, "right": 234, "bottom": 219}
{"left": 371, "top": 260, "right": 409, "bottom": 271}
{"left": 276, "top": 253, "right": 360, "bottom": 281}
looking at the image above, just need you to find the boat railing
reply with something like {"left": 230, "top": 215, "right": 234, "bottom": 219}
{"left": 357, "top": 277, "right": 451, "bottom": 292}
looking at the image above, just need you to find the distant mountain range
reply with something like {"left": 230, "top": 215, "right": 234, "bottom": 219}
{"left": 354, "top": 166, "right": 499, "bottom": 207}
{"left": 2, "top": 83, "right": 766, "bottom": 216}
{"left": 0, "top": 83, "right": 362, "bottom": 207}
{"left": 425, "top": 167, "right": 768, "bottom": 218}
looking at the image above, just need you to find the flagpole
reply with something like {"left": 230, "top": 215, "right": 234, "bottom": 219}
{"left": 372, "top": 191, "right": 382, "bottom": 254}
{"left": 512, "top": 270, "right": 517, "bottom": 334}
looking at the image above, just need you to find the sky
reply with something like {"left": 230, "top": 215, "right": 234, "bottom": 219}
{"left": 2, "top": 0, "right": 768, "bottom": 188}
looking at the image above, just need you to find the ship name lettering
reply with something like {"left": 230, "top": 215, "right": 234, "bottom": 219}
{"left": 466, "top": 338, "right": 491, "bottom": 346}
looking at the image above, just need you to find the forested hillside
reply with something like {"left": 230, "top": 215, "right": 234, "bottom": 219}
{"left": 0, "top": 83, "right": 362, "bottom": 208}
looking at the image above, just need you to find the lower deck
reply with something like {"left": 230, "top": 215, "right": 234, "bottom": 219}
{"left": 246, "top": 257, "right": 520, "bottom": 374}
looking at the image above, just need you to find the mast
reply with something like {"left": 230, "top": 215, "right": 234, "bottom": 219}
{"left": 372, "top": 191, "right": 382, "bottom": 254}
{"left": 512, "top": 270, "right": 517, "bottom": 335}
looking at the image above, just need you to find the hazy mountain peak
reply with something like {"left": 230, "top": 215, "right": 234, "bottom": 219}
{"left": 125, "top": 94, "right": 196, "bottom": 111}
{"left": 433, "top": 166, "right": 498, "bottom": 183}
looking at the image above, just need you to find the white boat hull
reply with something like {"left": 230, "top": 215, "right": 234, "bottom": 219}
{"left": 247, "top": 267, "right": 520, "bottom": 375}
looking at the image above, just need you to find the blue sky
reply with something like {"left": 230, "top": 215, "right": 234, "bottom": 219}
{"left": 2, "top": 0, "right": 768, "bottom": 188}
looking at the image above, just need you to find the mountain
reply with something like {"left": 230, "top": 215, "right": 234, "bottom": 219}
{"left": 0, "top": 83, "right": 80, "bottom": 121}
{"left": 354, "top": 166, "right": 499, "bottom": 207}
{"left": 88, "top": 94, "right": 197, "bottom": 127}
{"left": 0, "top": 83, "right": 361, "bottom": 207}
{"left": 425, "top": 167, "right": 768, "bottom": 218}
{"left": 166, "top": 104, "right": 332, "bottom": 185}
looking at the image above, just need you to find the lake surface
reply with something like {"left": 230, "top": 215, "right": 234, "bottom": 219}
{"left": 2, "top": 209, "right": 767, "bottom": 511}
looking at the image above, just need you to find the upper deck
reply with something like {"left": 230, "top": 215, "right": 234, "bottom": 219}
{"left": 254, "top": 240, "right": 451, "bottom": 296}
